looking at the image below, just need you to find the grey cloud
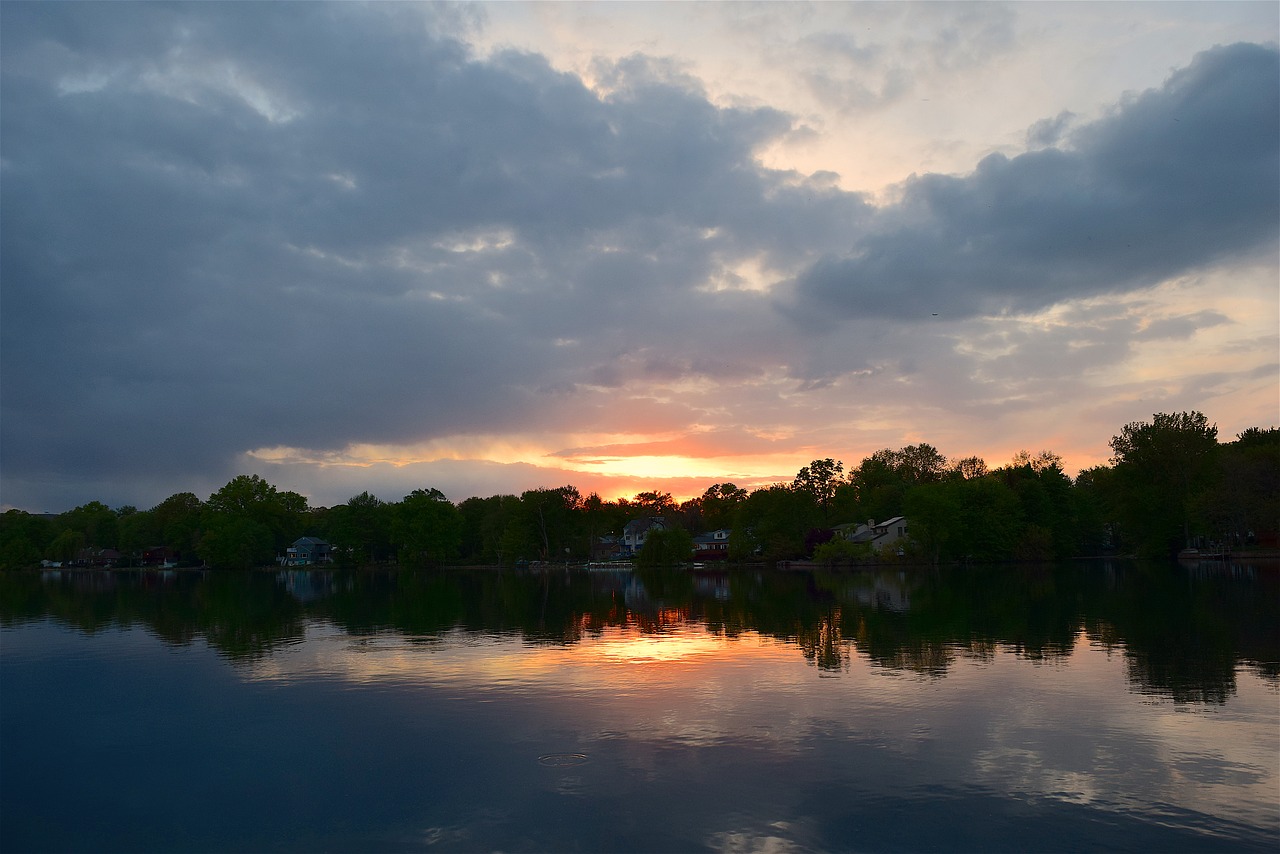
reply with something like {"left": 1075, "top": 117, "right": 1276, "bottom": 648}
{"left": 1134, "top": 310, "right": 1231, "bottom": 341}
{"left": 1, "top": 3, "right": 1273, "bottom": 513}
{"left": 787, "top": 42, "right": 1279, "bottom": 323}
{"left": 924, "top": 2, "right": 1017, "bottom": 72}
{"left": 1026, "top": 111, "right": 1076, "bottom": 148}
{"left": 795, "top": 2, "right": 1017, "bottom": 112}
{"left": 0, "top": 2, "right": 865, "bottom": 507}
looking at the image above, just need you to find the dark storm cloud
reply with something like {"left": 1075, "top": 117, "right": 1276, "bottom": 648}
{"left": 0, "top": 2, "right": 866, "bottom": 506}
{"left": 787, "top": 42, "right": 1279, "bottom": 322}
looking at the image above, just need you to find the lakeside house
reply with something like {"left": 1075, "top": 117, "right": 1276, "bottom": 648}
{"left": 142, "top": 546, "right": 179, "bottom": 566}
{"left": 834, "top": 517, "right": 910, "bottom": 554}
{"left": 622, "top": 517, "right": 666, "bottom": 555}
{"left": 692, "top": 528, "right": 732, "bottom": 560}
{"left": 280, "top": 536, "right": 333, "bottom": 567}
{"left": 69, "top": 547, "right": 122, "bottom": 567}
{"left": 591, "top": 533, "right": 623, "bottom": 561}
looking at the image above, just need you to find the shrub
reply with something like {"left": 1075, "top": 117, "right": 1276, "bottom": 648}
{"left": 812, "top": 537, "right": 872, "bottom": 566}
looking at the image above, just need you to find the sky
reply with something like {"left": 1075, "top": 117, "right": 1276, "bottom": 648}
{"left": 1, "top": 1, "right": 1277, "bottom": 514}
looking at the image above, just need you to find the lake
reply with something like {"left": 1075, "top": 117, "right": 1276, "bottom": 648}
{"left": 1, "top": 562, "right": 1276, "bottom": 852}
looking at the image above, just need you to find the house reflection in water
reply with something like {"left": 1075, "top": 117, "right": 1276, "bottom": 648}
{"left": 850, "top": 571, "right": 913, "bottom": 612}
{"left": 277, "top": 569, "right": 340, "bottom": 603}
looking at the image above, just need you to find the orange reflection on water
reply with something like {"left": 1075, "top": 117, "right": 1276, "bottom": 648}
{"left": 247, "top": 619, "right": 809, "bottom": 696}
{"left": 582, "top": 626, "right": 727, "bottom": 665}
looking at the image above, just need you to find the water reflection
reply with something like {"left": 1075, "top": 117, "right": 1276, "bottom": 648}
{"left": 2, "top": 562, "right": 1276, "bottom": 701}
{"left": 2, "top": 563, "right": 1277, "bottom": 852}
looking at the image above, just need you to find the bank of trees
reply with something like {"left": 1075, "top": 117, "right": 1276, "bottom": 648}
{"left": 1, "top": 411, "right": 1275, "bottom": 570}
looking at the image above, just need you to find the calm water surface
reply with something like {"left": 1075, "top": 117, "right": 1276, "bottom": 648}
{"left": 2, "top": 562, "right": 1276, "bottom": 852}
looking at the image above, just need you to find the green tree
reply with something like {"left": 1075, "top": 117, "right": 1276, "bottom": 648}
{"left": 0, "top": 536, "right": 41, "bottom": 570}
{"left": 324, "top": 491, "right": 392, "bottom": 566}
{"left": 845, "top": 443, "right": 950, "bottom": 525}
{"left": 903, "top": 482, "right": 963, "bottom": 564}
{"left": 1010, "top": 449, "right": 1064, "bottom": 472}
{"left": 198, "top": 516, "right": 274, "bottom": 570}
{"left": 57, "top": 501, "right": 118, "bottom": 549}
{"left": 732, "top": 485, "right": 817, "bottom": 561}
{"left": 954, "top": 476, "right": 1023, "bottom": 560}
{"left": 151, "top": 492, "right": 204, "bottom": 560}
{"left": 697, "top": 483, "right": 748, "bottom": 531}
{"left": 459, "top": 494, "right": 525, "bottom": 564}
{"left": 116, "top": 507, "right": 157, "bottom": 564}
{"left": 902, "top": 474, "right": 1023, "bottom": 563}
{"left": 518, "top": 486, "right": 584, "bottom": 560}
{"left": 1109, "top": 411, "right": 1219, "bottom": 555}
{"left": 994, "top": 453, "right": 1074, "bottom": 558}
{"left": 951, "top": 455, "right": 989, "bottom": 480}
{"left": 1227, "top": 428, "right": 1279, "bottom": 542}
{"left": 1071, "top": 465, "right": 1115, "bottom": 555}
{"left": 632, "top": 490, "right": 678, "bottom": 519}
{"left": 47, "top": 528, "right": 87, "bottom": 563}
{"left": 200, "top": 475, "right": 307, "bottom": 568}
{"left": 636, "top": 527, "right": 694, "bottom": 566}
{"left": 792, "top": 458, "right": 845, "bottom": 523}
{"left": 812, "top": 536, "right": 872, "bottom": 566}
{"left": 392, "top": 488, "right": 462, "bottom": 566}
{"left": 0, "top": 510, "right": 53, "bottom": 569}
{"left": 895, "top": 443, "right": 951, "bottom": 484}
{"left": 1197, "top": 427, "right": 1280, "bottom": 548}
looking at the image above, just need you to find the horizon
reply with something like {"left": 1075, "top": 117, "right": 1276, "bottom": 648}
{"left": 2, "top": 2, "right": 1277, "bottom": 516}
{"left": 7, "top": 411, "right": 1273, "bottom": 516}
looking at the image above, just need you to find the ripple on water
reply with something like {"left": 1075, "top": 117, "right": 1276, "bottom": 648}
{"left": 538, "top": 752, "right": 589, "bottom": 767}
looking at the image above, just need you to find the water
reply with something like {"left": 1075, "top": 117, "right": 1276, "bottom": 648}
{"left": 2, "top": 563, "right": 1276, "bottom": 852}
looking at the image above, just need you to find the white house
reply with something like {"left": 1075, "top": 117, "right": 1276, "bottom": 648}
{"left": 692, "top": 528, "right": 732, "bottom": 560}
{"left": 836, "top": 517, "right": 910, "bottom": 553}
{"left": 622, "top": 517, "right": 666, "bottom": 554}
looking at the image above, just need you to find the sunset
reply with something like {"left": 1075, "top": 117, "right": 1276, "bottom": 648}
{"left": 3, "top": 6, "right": 1278, "bottom": 851}
{"left": 2, "top": 2, "right": 1276, "bottom": 512}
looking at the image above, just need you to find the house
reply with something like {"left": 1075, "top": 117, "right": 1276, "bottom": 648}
{"left": 71, "top": 547, "right": 121, "bottom": 567}
{"left": 281, "top": 536, "right": 333, "bottom": 566}
{"left": 591, "top": 534, "right": 624, "bottom": 561}
{"left": 692, "top": 528, "right": 732, "bottom": 560}
{"left": 142, "top": 546, "right": 179, "bottom": 566}
{"left": 835, "top": 517, "right": 910, "bottom": 554}
{"left": 622, "top": 517, "right": 666, "bottom": 555}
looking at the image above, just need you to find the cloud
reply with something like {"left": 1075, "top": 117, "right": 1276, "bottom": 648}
{"left": 785, "top": 42, "right": 1279, "bottom": 323}
{"left": 722, "top": 1, "right": 1017, "bottom": 113}
{"left": 0, "top": 4, "right": 862, "bottom": 498}
{"left": 551, "top": 429, "right": 796, "bottom": 463}
{"left": 1025, "top": 111, "right": 1077, "bottom": 149}
{"left": 0, "top": 3, "right": 1274, "bottom": 512}
{"left": 1133, "top": 310, "right": 1231, "bottom": 341}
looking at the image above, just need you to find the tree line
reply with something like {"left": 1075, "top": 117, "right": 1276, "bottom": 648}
{"left": 1, "top": 411, "right": 1275, "bottom": 569}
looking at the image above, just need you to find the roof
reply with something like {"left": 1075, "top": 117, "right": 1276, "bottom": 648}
{"left": 623, "top": 517, "right": 666, "bottom": 535}
{"left": 693, "top": 528, "right": 731, "bottom": 544}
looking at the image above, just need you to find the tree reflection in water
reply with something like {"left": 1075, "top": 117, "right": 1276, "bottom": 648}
{"left": 1, "top": 560, "right": 1275, "bottom": 701}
